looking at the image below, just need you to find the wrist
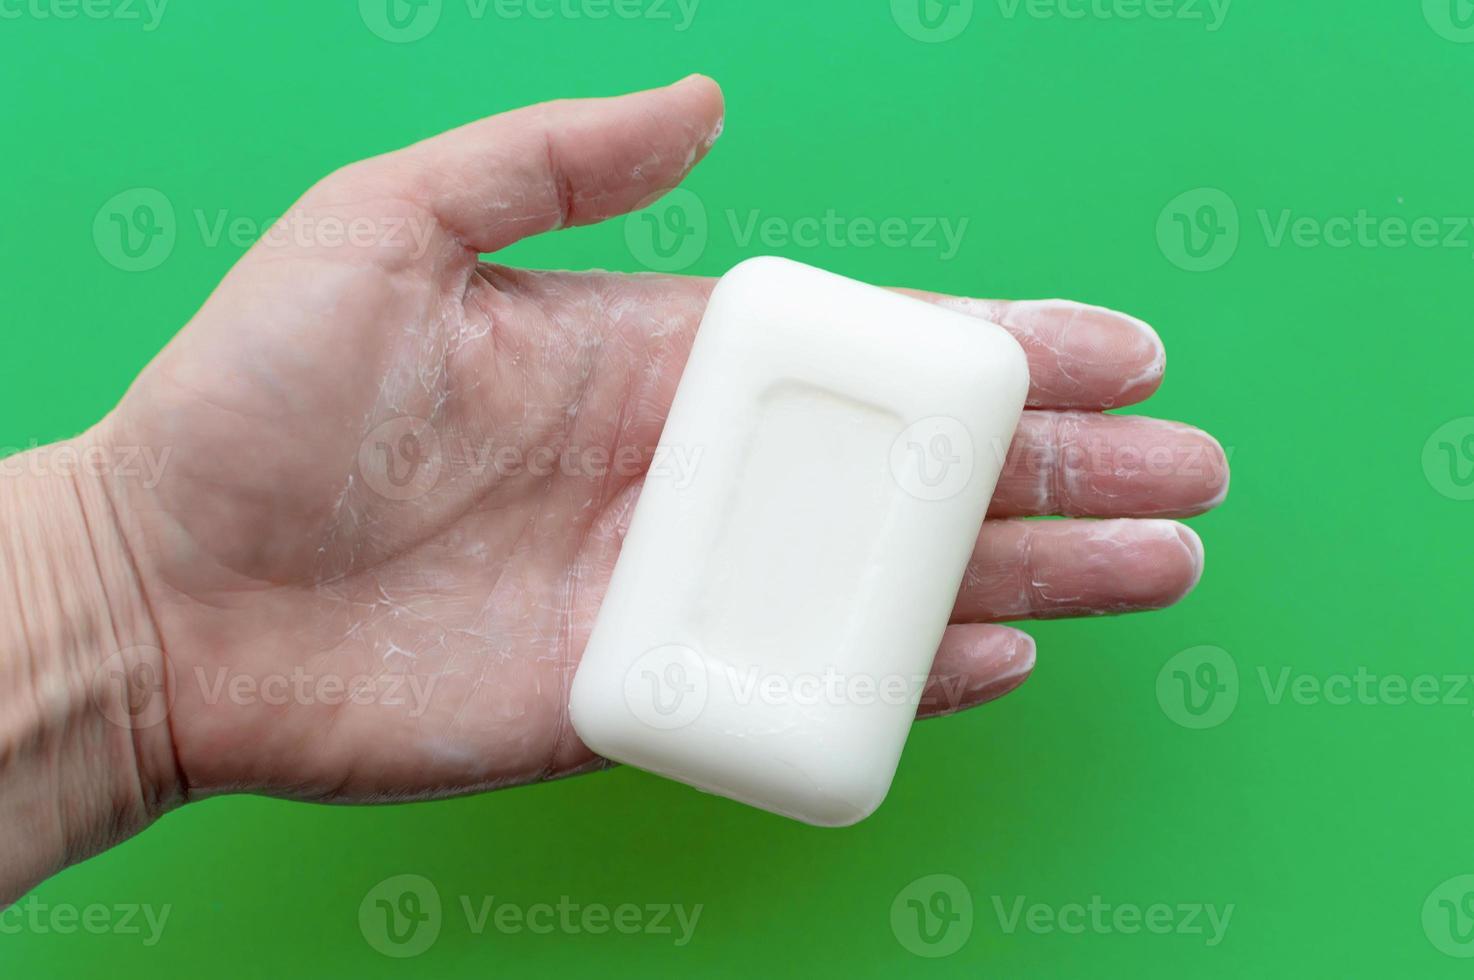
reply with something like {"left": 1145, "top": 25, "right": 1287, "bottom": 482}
{"left": 0, "top": 439, "right": 182, "bottom": 902}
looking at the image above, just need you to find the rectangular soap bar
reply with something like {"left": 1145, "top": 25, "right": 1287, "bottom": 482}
{"left": 569, "top": 256, "right": 1029, "bottom": 826}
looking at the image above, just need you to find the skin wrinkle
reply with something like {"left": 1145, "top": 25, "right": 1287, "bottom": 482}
{"left": 1015, "top": 519, "right": 1044, "bottom": 614}
{"left": 531, "top": 304, "right": 620, "bottom": 782}
{"left": 1058, "top": 413, "right": 1092, "bottom": 511}
{"left": 1044, "top": 411, "right": 1070, "bottom": 514}
{"left": 62, "top": 475, "right": 154, "bottom": 816}
{"left": 246, "top": 192, "right": 449, "bottom": 279}
{"left": 541, "top": 116, "right": 577, "bottom": 232}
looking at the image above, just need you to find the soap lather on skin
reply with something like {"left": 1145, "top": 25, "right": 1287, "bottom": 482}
{"left": 957, "top": 518, "right": 1205, "bottom": 623}
{"left": 931, "top": 296, "right": 1167, "bottom": 410}
{"left": 994, "top": 411, "right": 1230, "bottom": 519}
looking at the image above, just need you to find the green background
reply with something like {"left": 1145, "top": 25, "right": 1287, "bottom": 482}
{"left": 3, "top": 0, "right": 1472, "bottom": 975}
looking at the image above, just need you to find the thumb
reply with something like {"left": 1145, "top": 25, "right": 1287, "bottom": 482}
{"left": 361, "top": 75, "right": 725, "bottom": 255}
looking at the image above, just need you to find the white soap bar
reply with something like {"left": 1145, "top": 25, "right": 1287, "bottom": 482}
{"left": 569, "top": 257, "right": 1029, "bottom": 826}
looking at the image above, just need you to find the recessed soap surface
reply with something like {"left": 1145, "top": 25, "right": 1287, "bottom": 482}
{"left": 569, "top": 256, "right": 1029, "bottom": 826}
{"left": 698, "top": 383, "right": 900, "bottom": 676}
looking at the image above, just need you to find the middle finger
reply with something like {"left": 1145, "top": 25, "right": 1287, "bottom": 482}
{"left": 988, "top": 411, "right": 1229, "bottom": 518}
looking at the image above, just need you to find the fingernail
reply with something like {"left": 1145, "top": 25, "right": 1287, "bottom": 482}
{"left": 978, "top": 631, "right": 1037, "bottom": 703}
{"left": 1007, "top": 300, "right": 1167, "bottom": 408}
{"left": 1201, "top": 432, "right": 1232, "bottom": 509}
{"left": 1174, "top": 522, "right": 1206, "bottom": 593}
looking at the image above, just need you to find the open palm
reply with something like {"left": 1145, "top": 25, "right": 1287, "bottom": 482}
{"left": 94, "top": 77, "right": 1228, "bottom": 806}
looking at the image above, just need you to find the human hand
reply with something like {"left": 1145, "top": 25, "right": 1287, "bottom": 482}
{"left": 1, "top": 75, "right": 1227, "bottom": 898}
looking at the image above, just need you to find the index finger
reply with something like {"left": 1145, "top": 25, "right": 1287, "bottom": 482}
{"left": 895, "top": 291, "right": 1166, "bottom": 410}
{"left": 506, "top": 273, "right": 1167, "bottom": 414}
